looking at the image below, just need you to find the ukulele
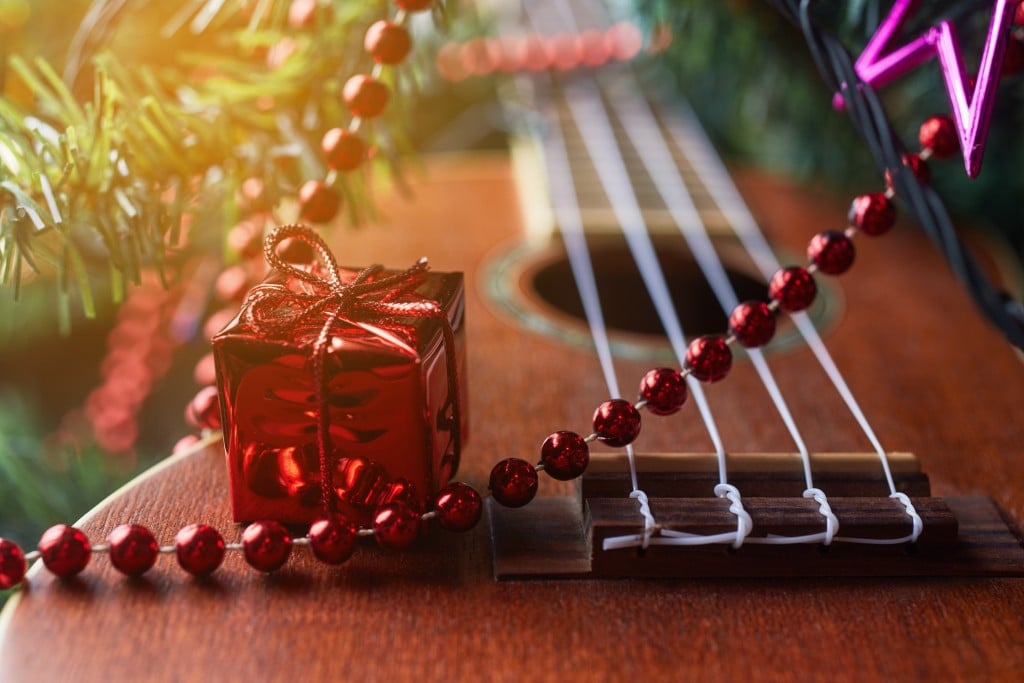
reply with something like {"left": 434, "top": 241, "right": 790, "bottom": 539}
{"left": 1, "top": 1, "right": 1023, "bottom": 680}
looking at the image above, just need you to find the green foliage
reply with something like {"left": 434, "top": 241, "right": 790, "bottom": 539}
{"left": 0, "top": 0, "right": 440, "bottom": 329}
{"left": 635, "top": 0, "right": 1024, "bottom": 255}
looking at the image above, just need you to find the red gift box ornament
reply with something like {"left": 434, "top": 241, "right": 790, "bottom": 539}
{"left": 213, "top": 224, "right": 466, "bottom": 524}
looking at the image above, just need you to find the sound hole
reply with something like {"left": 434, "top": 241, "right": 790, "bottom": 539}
{"left": 530, "top": 239, "right": 766, "bottom": 337}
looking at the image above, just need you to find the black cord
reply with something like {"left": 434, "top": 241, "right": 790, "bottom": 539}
{"left": 767, "top": 0, "right": 1024, "bottom": 349}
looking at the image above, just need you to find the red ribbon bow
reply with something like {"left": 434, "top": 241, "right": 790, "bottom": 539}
{"left": 243, "top": 224, "right": 461, "bottom": 514}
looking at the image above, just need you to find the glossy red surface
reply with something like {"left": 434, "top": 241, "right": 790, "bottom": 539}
{"left": 637, "top": 368, "right": 688, "bottom": 416}
{"left": 918, "top": 115, "right": 959, "bottom": 158}
{"left": 433, "top": 483, "right": 483, "bottom": 532}
{"left": 0, "top": 539, "right": 26, "bottom": 590}
{"left": 342, "top": 75, "right": 390, "bottom": 119}
{"left": 321, "top": 129, "right": 365, "bottom": 172}
{"left": 728, "top": 301, "right": 777, "bottom": 348}
{"left": 538, "top": 431, "right": 588, "bottom": 481}
{"left": 592, "top": 399, "right": 641, "bottom": 446}
{"left": 298, "top": 180, "right": 341, "bottom": 224}
{"left": 807, "top": 231, "right": 856, "bottom": 275}
{"left": 365, "top": 21, "right": 411, "bottom": 65}
{"left": 213, "top": 268, "right": 465, "bottom": 526}
{"left": 885, "top": 152, "right": 931, "bottom": 189}
{"left": 768, "top": 267, "right": 818, "bottom": 312}
{"left": 107, "top": 525, "right": 159, "bottom": 577}
{"left": 38, "top": 525, "right": 92, "bottom": 578}
{"left": 372, "top": 502, "right": 420, "bottom": 549}
{"left": 308, "top": 514, "right": 359, "bottom": 564}
{"left": 488, "top": 458, "right": 538, "bottom": 508}
{"left": 242, "top": 521, "right": 292, "bottom": 572}
{"left": 684, "top": 335, "right": 733, "bottom": 383}
{"left": 848, "top": 192, "right": 896, "bottom": 237}
{"left": 174, "top": 524, "right": 225, "bottom": 576}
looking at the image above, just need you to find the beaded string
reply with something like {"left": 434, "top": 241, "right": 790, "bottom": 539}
{"left": 0, "top": 2, "right": 1002, "bottom": 591}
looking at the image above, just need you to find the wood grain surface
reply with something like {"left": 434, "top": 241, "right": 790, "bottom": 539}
{"left": 1, "top": 154, "right": 1023, "bottom": 682}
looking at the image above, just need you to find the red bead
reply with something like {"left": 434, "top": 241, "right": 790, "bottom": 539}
{"left": 186, "top": 385, "right": 221, "bottom": 430}
{"left": 592, "top": 399, "right": 642, "bottom": 446}
{"left": 395, "top": 0, "right": 432, "bottom": 11}
{"left": 488, "top": 458, "right": 539, "bottom": 507}
{"left": 242, "top": 520, "right": 292, "bottom": 572}
{"left": 768, "top": 266, "right": 817, "bottom": 312}
{"left": 365, "top": 21, "right": 412, "bottom": 65}
{"left": 373, "top": 501, "right": 420, "bottom": 549}
{"left": 309, "top": 514, "right": 358, "bottom": 564}
{"left": 918, "top": 115, "right": 958, "bottom": 159}
{"left": 540, "top": 431, "right": 590, "bottom": 480}
{"left": 885, "top": 152, "right": 931, "bottom": 189}
{"left": 321, "top": 128, "right": 364, "bottom": 171}
{"left": 434, "top": 483, "right": 483, "bottom": 532}
{"left": 638, "top": 368, "right": 687, "bottom": 416}
{"left": 848, "top": 193, "right": 896, "bottom": 237}
{"left": 728, "top": 301, "right": 776, "bottom": 348}
{"left": 684, "top": 336, "right": 733, "bottom": 383}
{"left": 38, "top": 524, "right": 91, "bottom": 577}
{"left": 342, "top": 75, "right": 390, "bottom": 118}
{"left": 298, "top": 180, "right": 341, "bottom": 223}
{"left": 0, "top": 539, "right": 26, "bottom": 589}
{"left": 807, "top": 231, "right": 856, "bottom": 275}
{"left": 107, "top": 524, "right": 159, "bottom": 576}
{"left": 175, "top": 524, "right": 225, "bottom": 576}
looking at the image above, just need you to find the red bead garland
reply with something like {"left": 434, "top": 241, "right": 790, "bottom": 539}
{"left": 434, "top": 483, "right": 484, "bottom": 532}
{"left": 638, "top": 368, "right": 688, "bottom": 415}
{"left": 107, "top": 524, "right": 159, "bottom": 576}
{"left": 918, "top": 115, "right": 958, "bottom": 159}
{"left": 728, "top": 301, "right": 776, "bottom": 348}
{"left": 38, "top": 524, "right": 92, "bottom": 578}
{"left": 322, "top": 128, "right": 365, "bottom": 172}
{"left": 807, "top": 231, "right": 856, "bottom": 275}
{"left": 685, "top": 335, "right": 732, "bottom": 383}
{"left": 365, "top": 21, "right": 412, "bottom": 65}
{"left": 343, "top": 75, "right": 390, "bottom": 119}
{"left": 849, "top": 193, "right": 896, "bottom": 237}
{"left": 592, "top": 399, "right": 642, "bottom": 446}
{"left": 488, "top": 458, "right": 539, "bottom": 508}
{"left": 175, "top": 524, "right": 226, "bottom": 576}
{"left": 768, "top": 266, "right": 818, "bottom": 312}
{"left": 0, "top": 539, "right": 26, "bottom": 590}
{"left": 309, "top": 515, "right": 359, "bottom": 564}
{"left": 540, "top": 431, "right": 591, "bottom": 480}
{"left": 242, "top": 520, "right": 293, "bottom": 572}
{"left": 373, "top": 501, "right": 421, "bottom": 549}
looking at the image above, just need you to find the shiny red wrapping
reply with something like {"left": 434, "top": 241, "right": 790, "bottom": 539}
{"left": 212, "top": 268, "right": 466, "bottom": 525}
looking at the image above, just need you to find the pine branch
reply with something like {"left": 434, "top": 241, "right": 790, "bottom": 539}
{"left": 0, "top": 0, "right": 440, "bottom": 328}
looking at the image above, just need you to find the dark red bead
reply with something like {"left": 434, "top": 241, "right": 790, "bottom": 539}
{"left": 395, "top": 0, "right": 432, "bottom": 11}
{"left": 848, "top": 193, "right": 896, "bottom": 237}
{"left": 107, "top": 524, "right": 159, "bottom": 576}
{"left": 684, "top": 336, "right": 733, "bottom": 383}
{"left": 185, "top": 385, "right": 221, "bottom": 430}
{"left": 309, "top": 514, "right": 358, "bottom": 564}
{"left": 768, "top": 266, "right": 817, "bottom": 312}
{"left": 342, "top": 75, "right": 390, "bottom": 118}
{"left": 38, "top": 524, "right": 91, "bottom": 577}
{"left": 175, "top": 524, "right": 225, "bottom": 576}
{"left": 242, "top": 520, "right": 292, "bottom": 572}
{"left": 728, "top": 301, "right": 776, "bottom": 348}
{"left": 298, "top": 180, "right": 341, "bottom": 224}
{"left": 373, "top": 501, "right": 420, "bottom": 549}
{"left": 592, "top": 399, "right": 642, "bottom": 446}
{"left": 0, "top": 539, "right": 26, "bottom": 589}
{"left": 365, "top": 20, "right": 412, "bottom": 65}
{"left": 434, "top": 483, "right": 483, "bottom": 532}
{"left": 638, "top": 369, "right": 687, "bottom": 416}
{"left": 885, "top": 152, "right": 931, "bottom": 189}
{"left": 488, "top": 458, "right": 539, "bottom": 507}
{"left": 807, "top": 231, "right": 856, "bottom": 275}
{"left": 321, "top": 128, "right": 364, "bottom": 172}
{"left": 540, "top": 431, "right": 590, "bottom": 480}
{"left": 918, "top": 115, "right": 958, "bottom": 159}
